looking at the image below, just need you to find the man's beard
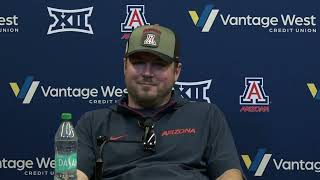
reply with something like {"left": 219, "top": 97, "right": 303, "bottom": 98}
{"left": 125, "top": 79, "right": 173, "bottom": 108}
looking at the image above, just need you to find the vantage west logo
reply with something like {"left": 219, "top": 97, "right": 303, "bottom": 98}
{"left": 239, "top": 77, "right": 270, "bottom": 112}
{"left": 121, "top": 5, "right": 150, "bottom": 39}
{"left": 0, "top": 15, "right": 19, "bottom": 33}
{"left": 9, "top": 76, "right": 127, "bottom": 104}
{"left": 0, "top": 156, "right": 55, "bottom": 176}
{"left": 9, "top": 76, "right": 212, "bottom": 104}
{"left": 47, "top": 7, "right": 93, "bottom": 35}
{"left": 188, "top": 4, "right": 219, "bottom": 32}
{"left": 241, "top": 148, "right": 320, "bottom": 176}
{"left": 188, "top": 4, "right": 317, "bottom": 33}
{"left": 307, "top": 83, "right": 320, "bottom": 100}
{"left": 9, "top": 76, "right": 40, "bottom": 104}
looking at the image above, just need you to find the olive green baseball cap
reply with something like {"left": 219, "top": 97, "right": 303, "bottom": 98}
{"left": 125, "top": 24, "right": 180, "bottom": 63}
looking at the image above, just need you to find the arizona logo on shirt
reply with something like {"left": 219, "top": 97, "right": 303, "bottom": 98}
{"left": 239, "top": 77, "right": 270, "bottom": 112}
{"left": 161, "top": 128, "right": 196, "bottom": 137}
{"left": 121, "top": 5, "right": 150, "bottom": 39}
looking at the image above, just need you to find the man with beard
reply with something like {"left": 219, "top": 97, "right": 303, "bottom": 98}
{"left": 76, "top": 25, "right": 244, "bottom": 180}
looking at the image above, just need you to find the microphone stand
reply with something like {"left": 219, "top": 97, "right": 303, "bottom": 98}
{"left": 95, "top": 118, "right": 156, "bottom": 180}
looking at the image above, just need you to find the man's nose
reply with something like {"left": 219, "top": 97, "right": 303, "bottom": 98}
{"left": 141, "top": 63, "right": 154, "bottom": 77}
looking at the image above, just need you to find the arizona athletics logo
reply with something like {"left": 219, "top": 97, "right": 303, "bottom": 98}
{"left": 121, "top": 5, "right": 150, "bottom": 39}
{"left": 307, "top": 83, "right": 320, "bottom": 100}
{"left": 239, "top": 77, "right": 270, "bottom": 112}
{"left": 144, "top": 34, "right": 157, "bottom": 46}
{"left": 241, "top": 148, "right": 272, "bottom": 176}
{"left": 188, "top": 4, "right": 219, "bottom": 32}
{"left": 174, "top": 80, "right": 212, "bottom": 103}
{"left": 9, "top": 76, "right": 40, "bottom": 104}
{"left": 47, "top": 7, "right": 93, "bottom": 35}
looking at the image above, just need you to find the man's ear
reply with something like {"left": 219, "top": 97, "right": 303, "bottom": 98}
{"left": 174, "top": 62, "right": 182, "bottom": 82}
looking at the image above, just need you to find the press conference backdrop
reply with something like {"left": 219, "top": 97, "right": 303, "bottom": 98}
{"left": 1, "top": 0, "right": 319, "bottom": 179}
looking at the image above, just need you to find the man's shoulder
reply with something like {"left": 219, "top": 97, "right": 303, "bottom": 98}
{"left": 78, "top": 106, "right": 115, "bottom": 125}
{"left": 178, "top": 101, "right": 226, "bottom": 121}
{"left": 181, "top": 100, "right": 220, "bottom": 112}
{"left": 82, "top": 108, "right": 112, "bottom": 117}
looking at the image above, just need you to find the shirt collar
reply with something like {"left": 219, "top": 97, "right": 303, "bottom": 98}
{"left": 110, "top": 90, "right": 188, "bottom": 117}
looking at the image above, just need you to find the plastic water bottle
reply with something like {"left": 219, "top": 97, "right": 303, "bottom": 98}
{"left": 54, "top": 113, "right": 78, "bottom": 180}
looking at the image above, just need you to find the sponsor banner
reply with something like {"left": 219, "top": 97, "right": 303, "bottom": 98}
{"left": 242, "top": 148, "right": 320, "bottom": 177}
{"left": 9, "top": 76, "right": 126, "bottom": 104}
{"left": 307, "top": 83, "right": 320, "bottom": 100}
{"left": 189, "top": 4, "right": 219, "bottom": 32}
{"left": 121, "top": 4, "right": 150, "bottom": 39}
{"left": 9, "top": 76, "right": 213, "bottom": 104}
{"left": 47, "top": 7, "right": 94, "bottom": 35}
{"left": 0, "top": 15, "right": 19, "bottom": 33}
{"left": 239, "top": 77, "right": 270, "bottom": 112}
{"left": 189, "top": 4, "right": 318, "bottom": 33}
{"left": 175, "top": 79, "right": 212, "bottom": 103}
{"left": 0, "top": 157, "right": 54, "bottom": 176}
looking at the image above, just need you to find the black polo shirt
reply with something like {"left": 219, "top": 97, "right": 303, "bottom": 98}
{"left": 76, "top": 93, "right": 243, "bottom": 180}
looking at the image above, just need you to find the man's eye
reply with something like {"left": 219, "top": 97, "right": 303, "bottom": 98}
{"left": 131, "top": 60, "right": 144, "bottom": 65}
{"left": 154, "top": 62, "right": 167, "bottom": 67}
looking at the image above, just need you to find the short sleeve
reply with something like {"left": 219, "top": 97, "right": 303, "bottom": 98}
{"left": 205, "top": 104, "right": 243, "bottom": 179}
{"left": 75, "top": 112, "right": 96, "bottom": 179}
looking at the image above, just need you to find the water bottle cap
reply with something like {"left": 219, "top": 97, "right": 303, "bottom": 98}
{"left": 61, "top": 113, "right": 72, "bottom": 121}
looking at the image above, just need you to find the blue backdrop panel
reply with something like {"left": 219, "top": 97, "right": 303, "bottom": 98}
{"left": 0, "top": 0, "right": 319, "bottom": 179}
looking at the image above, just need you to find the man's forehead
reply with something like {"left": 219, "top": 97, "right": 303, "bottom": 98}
{"left": 129, "top": 52, "right": 168, "bottom": 63}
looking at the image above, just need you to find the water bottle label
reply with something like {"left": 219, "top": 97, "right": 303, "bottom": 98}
{"left": 55, "top": 153, "right": 77, "bottom": 173}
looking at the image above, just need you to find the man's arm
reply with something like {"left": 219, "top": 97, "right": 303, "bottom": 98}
{"left": 77, "top": 169, "right": 89, "bottom": 180}
{"left": 206, "top": 105, "right": 245, "bottom": 180}
{"left": 216, "top": 169, "right": 243, "bottom": 180}
{"left": 76, "top": 112, "right": 97, "bottom": 179}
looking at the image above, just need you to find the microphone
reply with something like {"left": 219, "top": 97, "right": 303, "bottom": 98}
{"left": 95, "top": 136, "right": 107, "bottom": 180}
{"left": 94, "top": 118, "right": 156, "bottom": 180}
{"left": 142, "top": 118, "right": 156, "bottom": 152}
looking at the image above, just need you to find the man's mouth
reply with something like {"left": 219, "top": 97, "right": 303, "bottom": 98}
{"left": 138, "top": 82, "right": 157, "bottom": 86}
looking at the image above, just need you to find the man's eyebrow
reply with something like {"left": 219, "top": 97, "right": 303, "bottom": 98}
{"left": 130, "top": 56, "right": 146, "bottom": 60}
{"left": 129, "top": 55, "right": 168, "bottom": 64}
{"left": 129, "top": 55, "right": 141, "bottom": 59}
{"left": 154, "top": 60, "right": 168, "bottom": 64}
